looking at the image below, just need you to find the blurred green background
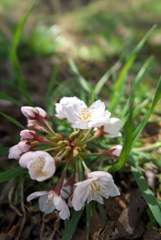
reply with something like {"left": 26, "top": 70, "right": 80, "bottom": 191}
{"left": 1, "top": 0, "right": 161, "bottom": 99}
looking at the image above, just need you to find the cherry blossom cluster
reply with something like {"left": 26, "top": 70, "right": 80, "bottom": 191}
{"left": 9, "top": 97, "right": 122, "bottom": 220}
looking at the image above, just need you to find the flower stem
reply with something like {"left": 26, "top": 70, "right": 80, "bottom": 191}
{"left": 54, "top": 162, "right": 68, "bottom": 194}
{"left": 43, "top": 147, "right": 55, "bottom": 152}
{"left": 78, "top": 156, "right": 90, "bottom": 173}
{"left": 44, "top": 120, "right": 56, "bottom": 136}
{"left": 81, "top": 128, "right": 94, "bottom": 142}
{"left": 55, "top": 149, "right": 66, "bottom": 158}
{"left": 83, "top": 134, "right": 99, "bottom": 143}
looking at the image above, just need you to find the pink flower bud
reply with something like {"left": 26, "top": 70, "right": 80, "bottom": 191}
{"left": 104, "top": 145, "right": 122, "bottom": 158}
{"left": 20, "top": 130, "right": 36, "bottom": 141}
{"left": 111, "top": 145, "right": 122, "bottom": 157}
{"left": 21, "top": 106, "right": 38, "bottom": 119}
{"left": 20, "top": 129, "right": 48, "bottom": 143}
{"left": 18, "top": 141, "right": 31, "bottom": 152}
{"left": 27, "top": 120, "right": 37, "bottom": 128}
{"left": 8, "top": 144, "right": 22, "bottom": 160}
{"left": 35, "top": 107, "right": 47, "bottom": 118}
{"left": 21, "top": 106, "right": 48, "bottom": 124}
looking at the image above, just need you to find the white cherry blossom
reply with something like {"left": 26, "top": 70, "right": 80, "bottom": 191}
{"left": 19, "top": 151, "right": 56, "bottom": 181}
{"left": 27, "top": 190, "right": 70, "bottom": 220}
{"left": 55, "top": 96, "right": 86, "bottom": 119}
{"left": 72, "top": 171, "right": 120, "bottom": 211}
{"left": 102, "top": 118, "right": 122, "bottom": 138}
{"left": 62, "top": 99, "right": 111, "bottom": 129}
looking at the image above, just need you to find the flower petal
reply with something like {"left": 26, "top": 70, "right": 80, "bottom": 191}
{"left": 87, "top": 171, "right": 113, "bottom": 181}
{"left": 27, "top": 191, "right": 47, "bottom": 201}
{"left": 53, "top": 195, "right": 70, "bottom": 220}
{"left": 19, "top": 151, "right": 34, "bottom": 168}
{"left": 103, "top": 118, "right": 122, "bottom": 138}
{"left": 8, "top": 144, "right": 22, "bottom": 160}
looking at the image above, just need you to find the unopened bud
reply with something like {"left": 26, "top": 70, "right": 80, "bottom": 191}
{"left": 63, "top": 140, "right": 70, "bottom": 146}
{"left": 73, "top": 149, "right": 79, "bottom": 157}
{"left": 50, "top": 134, "right": 63, "bottom": 143}
{"left": 104, "top": 145, "right": 122, "bottom": 158}
{"left": 57, "top": 141, "right": 66, "bottom": 146}
{"left": 73, "top": 146, "right": 81, "bottom": 151}
{"left": 68, "top": 131, "right": 79, "bottom": 141}
{"left": 71, "top": 141, "right": 77, "bottom": 147}
{"left": 18, "top": 141, "right": 32, "bottom": 152}
{"left": 55, "top": 133, "right": 63, "bottom": 142}
{"left": 20, "top": 130, "right": 35, "bottom": 141}
{"left": 21, "top": 106, "right": 48, "bottom": 124}
{"left": 66, "top": 146, "right": 72, "bottom": 152}
{"left": 81, "top": 144, "right": 86, "bottom": 149}
{"left": 54, "top": 157, "right": 61, "bottom": 164}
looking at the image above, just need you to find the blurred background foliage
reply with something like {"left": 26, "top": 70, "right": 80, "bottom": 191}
{"left": 0, "top": 0, "right": 160, "bottom": 114}
{"left": 0, "top": 0, "right": 161, "bottom": 138}
{"left": 1, "top": 0, "right": 161, "bottom": 69}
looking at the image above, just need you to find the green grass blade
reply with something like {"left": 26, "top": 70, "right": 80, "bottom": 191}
{"left": 0, "top": 92, "right": 22, "bottom": 107}
{"left": 133, "top": 77, "right": 161, "bottom": 144}
{"left": 120, "top": 56, "right": 153, "bottom": 121}
{"left": 109, "top": 25, "right": 156, "bottom": 112}
{"left": 12, "top": 6, "right": 34, "bottom": 51}
{"left": 109, "top": 55, "right": 135, "bottom": 112}
{"left": 131, "top": 25, "right": 156, "bottom": 56}
{"left": 97, "top": 203, "right": 107, "bottom": 226}
{"left": 68, "top": 57, "right": 91, "bottom": 93}
{"left": 61, "top": 209, "right": 83, "bottom": 240}
{"left": 0, "top": 112, "right": 25, "bottom": 129}
{"left": 89, "top": 87, "right": 95, "bottom": 106}
{"left": 9, "top": 6, "right": 34, "bottom": 106}
{"left": 105, "top": 96, "right": 134, "bottom": 172}
{"left": 86, "top": 203, "right": 92, "bottom": 240}
{"left": 94, "top": 62, "right": 120, "bottom": 95}
{"left": 131, "top": 166, "right": 161, "bottom": 226}
{"left": 134, "top": 56, "right": 154, "bottom": 87}
{"left": 46, "top": 64, "right": 60, "bottom": 105}
{"left": 0, "top": 167, "right": 27, "bottom": 183}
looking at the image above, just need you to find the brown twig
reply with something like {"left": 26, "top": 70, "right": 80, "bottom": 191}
{"left": 8, "top": 180, "right": 22, "bottom": 217}
{"left": 15, "top": 180, "right": 26, "bottom": 240}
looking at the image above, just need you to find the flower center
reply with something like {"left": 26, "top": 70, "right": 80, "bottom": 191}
{"left": 45, "top": 199, "right": 54, "bottom": 206}
{"left": 89, "top": 181, "right": 106, "bottom": 199}
{"left": 81, "top": 108, "right": 94, "bottom": 122}
{"left": 31, "top": 158, "right": 47, "bottom": 176}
